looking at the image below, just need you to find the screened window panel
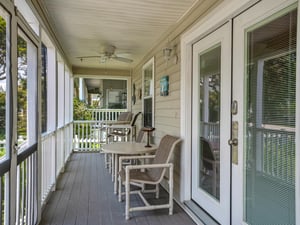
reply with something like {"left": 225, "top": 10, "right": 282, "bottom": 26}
{"left": 0, "top": 10, "right": 9, "bottom": 159}
{"left": 41, "top": 43, "right": 47, "bottom": 133}
{"left": 17, "top": 29, "right": 37, "bottom": 148}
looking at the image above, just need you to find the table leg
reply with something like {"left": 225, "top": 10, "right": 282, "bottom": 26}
{"left": 111, "top": 153, "right": 114, "bottom": 181}
{"left": 114, "top": 153, "right": 118, "bottom": 194}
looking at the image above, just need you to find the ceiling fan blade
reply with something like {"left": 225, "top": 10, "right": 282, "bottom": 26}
{"left": 76, "top": 56, "right": 103, "bottom": 59}
{"left": 112, "top": 56, "right": 133, "bottom": 63}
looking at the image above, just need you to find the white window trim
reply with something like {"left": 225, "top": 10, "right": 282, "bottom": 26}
{"left": 142, "top": 57, "right": 155, "bottom": 127}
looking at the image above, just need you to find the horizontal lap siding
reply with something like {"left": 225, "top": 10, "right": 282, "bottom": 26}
{"left": 131, "top": 0, "right": 220, "bottom": 202}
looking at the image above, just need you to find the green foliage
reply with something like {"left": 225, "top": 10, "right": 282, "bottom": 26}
{"left": 0, "top": 148, "right": 4, "bottom": 157}
{"left": 17, "top": 78, "right": 27, "bottom": 137}
{"left": 0, "top": 16, "right": 6, "bottom": 78}
{"left": 73, "top": 97, "right": 92, "bottom": 120}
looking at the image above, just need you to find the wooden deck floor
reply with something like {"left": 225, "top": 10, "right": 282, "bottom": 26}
{"left": 39, "top": 153, "right": 196, "bottom": 225}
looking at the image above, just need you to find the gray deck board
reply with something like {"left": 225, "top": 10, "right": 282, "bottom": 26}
{"left": 39, "top": 153, "right": 196, "bottom": 225}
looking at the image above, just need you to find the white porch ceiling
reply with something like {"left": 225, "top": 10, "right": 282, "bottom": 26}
{"left": 39, "top": 0, "right": 199, "bottom": 70}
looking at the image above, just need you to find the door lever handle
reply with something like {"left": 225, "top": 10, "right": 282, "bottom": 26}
{"left": 228, "top": 138, "right": 238, "bottom": 146}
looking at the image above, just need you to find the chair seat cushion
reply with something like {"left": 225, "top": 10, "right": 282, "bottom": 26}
{"left": 119, "top": 169, "right": 156, "bottom": 184}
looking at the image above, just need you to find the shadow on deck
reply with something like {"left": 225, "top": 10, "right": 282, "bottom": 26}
{"left": 39, "top": 153, "right": 196, "bottom": 225}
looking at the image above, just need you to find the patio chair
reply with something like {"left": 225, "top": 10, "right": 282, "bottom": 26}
{"left": 135, "top": 129, "right": 145, "bottom": 143}
{"left": 107, "top": 112, "right": 142, "bottom": 142}
{"left": 118, "top": 135, "right": 181, "bottom": 220}
{"left": 200, "top": 137, "right": 220, "bottom": 197}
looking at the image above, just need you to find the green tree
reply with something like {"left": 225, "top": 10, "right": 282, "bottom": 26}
{"left": 0, "top": 16, "right": 6, "bottom": 157}
{"left": 73, "top": 97, "right": 92, "bottom": 120}
{"left": 0, "top": 17, "right": 6, "bottom": 80}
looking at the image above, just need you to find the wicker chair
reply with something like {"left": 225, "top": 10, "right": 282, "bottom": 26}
{"left": 118, "top": 135, "right": 181, "bottom": 220}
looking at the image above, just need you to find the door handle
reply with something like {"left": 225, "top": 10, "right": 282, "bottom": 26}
{"left": 228, "top": 138, "right": 238, "bottom": 146}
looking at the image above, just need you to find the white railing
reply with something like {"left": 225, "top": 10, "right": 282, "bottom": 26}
{"left": 247, "top": 126, "right": 295, "bottom": 185}
{"left": 0, "top": 171, "right": 8, "bottom": 224}
{"left": 73, "top": 108, "right": 128, "bottom": 152}
{"left": 200, "top": 122, "right": 220, "bottom": 143}
{"left": 16, "top": 150, "right": 38, "bottom": 225}
{"left": 73, "top": 120, "right": 103, "bottom": 152}
{"left": 201, "top": 122, "right": 295, "bottom": 185}
{"left": 41, "top": 123, "right": 73, "bottom": 206}
{"left": 88, "top": 108, "right": 127, "bottom": 121}
{"left": 41, "top": 132, "right": 56, "bottom": 204}
{"left": 247, "top": 128, "right": 296, "bottom": 185}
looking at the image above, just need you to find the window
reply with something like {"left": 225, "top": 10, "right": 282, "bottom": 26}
{"left": 0, "top": 8, "right": 10, "bottom": 159}
{"left": 41, "top": 30, "right": 56, "bottom": 132}
{"left": 64, "top": 69, "right": 71, "bottom": 123}
{"left": 17, "top": 29, "right": 37, "bottom": 148}
{"left": 142, "top": 57, "right": 154, "bottom": 127}
{"left": 57, "top": 54, "right": 65, "bottom": 128}
{"left": 41, "top": 43, "right": 47, "bottom": 133}
{"left": 15, "top": 0, "right": 39, "bottom": 35}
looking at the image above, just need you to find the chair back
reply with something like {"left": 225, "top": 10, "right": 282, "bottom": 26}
{"left": 135, "top": 129, "right": 145, "bottom": 143}
{"left": 200, "top": 137, "right": 216, "bottom": 170}
{"left": 118, "top": 112, "right": 132, "bottom": 122}
{"left": 130, "top": 112, "right": 142, "bottom": 126}
{"left": 148, "top": 135, "right": 181, "bottom": 182}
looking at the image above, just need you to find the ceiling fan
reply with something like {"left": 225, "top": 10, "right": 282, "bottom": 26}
{"left": 77, "top": 45, "right": 133, "bottom": 64}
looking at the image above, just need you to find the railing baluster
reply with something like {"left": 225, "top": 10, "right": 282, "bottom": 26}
{"left": 74, "top": 109, "right": 127, "bottom": 152}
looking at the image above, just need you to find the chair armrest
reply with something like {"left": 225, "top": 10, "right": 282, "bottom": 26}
{"left": 107, "top": 121, "right": 131, "bottom": 126}
{"left": 119, "top": 154, "right": 155, "bottom": 161}
{"left": 109, "top": 124, "right": 132, "bottom": 129}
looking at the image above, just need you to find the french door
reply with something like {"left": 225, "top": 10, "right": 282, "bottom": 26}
{"left": 191, "top": 0, "right": 298, "bottom": 224}
{"left": 191, "top": 22, "right": 231, "bottom": 225}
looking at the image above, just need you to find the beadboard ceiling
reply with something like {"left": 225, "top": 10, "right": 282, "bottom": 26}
{"left": 38, "top": 0, "right": 199, "bottom": 71}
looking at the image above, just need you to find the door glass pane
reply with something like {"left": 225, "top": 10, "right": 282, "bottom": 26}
{"left": 199, "top": 45, "right": 221, "bottom": 200}
{"left": 245, "top": 9, "right": 296, "bottom": 225}
{"left": 144, "top": 98, "right": 152, "bottom": 127}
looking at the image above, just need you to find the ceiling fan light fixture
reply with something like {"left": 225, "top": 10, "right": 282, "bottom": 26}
{"left": 76, "top": 45, "right": 133, "bottom": 64}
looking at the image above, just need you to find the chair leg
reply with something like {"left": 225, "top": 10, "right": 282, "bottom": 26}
{"left": 111, "top": 154, "right": 114, "bottom": 182}
{"left": 155, "top": 183, "right": 159, "bottom": 199}
{"left": 118, "top": 174, "right": 122, "bottom": 202}
{"left": 125, "top": 170, "right": 130, "bottom": 220}
{"left": 169, "top": 165, "right": 174, "bottom": 215}
{"left": 104, "top": 153, "right": 108, "bottom": 169}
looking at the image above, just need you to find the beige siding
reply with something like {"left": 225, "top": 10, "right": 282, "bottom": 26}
{"left": 131, "top": 0, "right": 221, "bottom": 201}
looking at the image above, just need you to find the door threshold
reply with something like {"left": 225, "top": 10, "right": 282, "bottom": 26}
{"left": 184, "top": 200, "right": 220, "bottom": 225}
